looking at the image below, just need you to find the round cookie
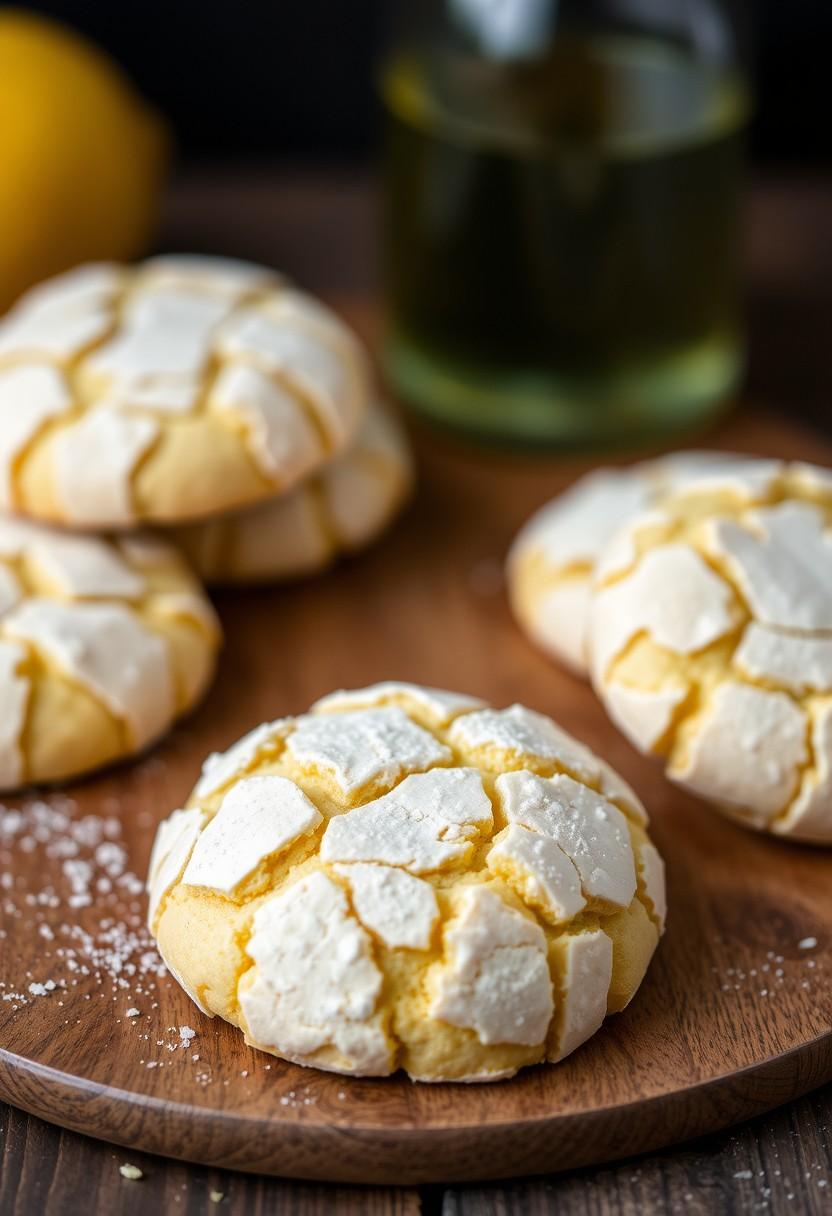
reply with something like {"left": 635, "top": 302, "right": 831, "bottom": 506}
{"left": 0, "top": 255, "right": 370, "bottom": 528}
{"left": 508, "top": 452, "right": 746, "bottom": 676}
{"left": 589, "top": 458, "right": 832, "bottom": 844}
{"left": 0, "top": 516, "right": 219, "bottom": 789}
{"left": 147, "top": 681, "right": 665, "bottom": 1082}
{"left": 170, "top": 403, "right": 413, "bottom": 584}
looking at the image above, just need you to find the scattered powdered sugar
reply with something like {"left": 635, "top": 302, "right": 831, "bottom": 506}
{"left": 719, "top": 1118, "right": 832, "bottom": 1210}
{"left": 278, "top": 1085, "right": 319, "bottom": 1108}
{"left": 0, "top": 794, "right": 206, "bottom": 1080}
{"left": 27, "top": 980, "right": 56, "bottom": 996}
{"left": 709, "top": 937, "right": 826, "bottom": 999}
{"left": 0, "top": 792, "right": 332, "bottom": 1100}
{"left": 138, "top": 1025, "right": 204, "bottom": 1069}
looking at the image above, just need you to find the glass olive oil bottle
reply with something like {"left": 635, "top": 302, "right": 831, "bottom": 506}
{"left": 381, "top": 2, "right": 750, "bottom": 445}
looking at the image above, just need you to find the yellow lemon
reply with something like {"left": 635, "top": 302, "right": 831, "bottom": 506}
{"left": 0, "top": 10, "right": 169, "bottom": 312}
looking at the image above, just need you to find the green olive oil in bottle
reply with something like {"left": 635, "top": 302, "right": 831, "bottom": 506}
{"left": 381, "top": 1, "right": 750, "bottom": 445}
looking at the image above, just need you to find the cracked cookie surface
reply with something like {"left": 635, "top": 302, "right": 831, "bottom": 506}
{"left": 147, "top": 681, "right": 665, "bottom": 1082}
{"left": 589, "top": 458, "right": 832, "bottom": 843}
{"left": 508, "top": 452, "right": 748, "bottom": 676}
{"left": 0, "top": 517, "right": 219, "bottom": 789}
{"left": 0, "top": 256, "right": 370, "bottom": 527}
{"left": 170, "top": 402, "right": 412, "bottom": 584}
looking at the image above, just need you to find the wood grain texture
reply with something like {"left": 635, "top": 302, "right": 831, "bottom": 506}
{"left": 438, "top": 1082, "right": 832, "bottom": 1215}
{"left": 2, "top": 1080, "right": 830, "bottom": 1215}
{"left": 0, "top": 1104, "right": 421, "bottom": 1215}
{"left": 0, "top": 370, "right": 830, "bottom": 1183}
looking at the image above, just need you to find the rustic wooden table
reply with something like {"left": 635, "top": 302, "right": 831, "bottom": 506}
{"left": 1, "top": 171, "right": 831, "bottom": 1215}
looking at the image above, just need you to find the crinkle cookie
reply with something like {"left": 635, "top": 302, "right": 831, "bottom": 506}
{"left": 147, "top": 681, "right": 665, "bottom": 1082}
{"left": 171, "top": 403, "right": 412, "bottom": 584}
{"left": 589, "top": 458, "right": 832, "bottom": 844}
{"left": 508, "top": 452, "right": 746, "bottom": 676}
{"left": 0, "top": 256, "right": 370, "bottom": 528}
{"left": 0, "top": 517, "right": 219, "bottom": 789}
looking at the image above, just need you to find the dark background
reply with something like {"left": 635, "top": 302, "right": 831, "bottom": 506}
{"left": 16, "top": 0, "right": 832, "bottom": 166}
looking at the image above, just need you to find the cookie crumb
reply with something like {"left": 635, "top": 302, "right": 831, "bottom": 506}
{"left": 126, "top": 1007, "right": 140, "bottom": 1018}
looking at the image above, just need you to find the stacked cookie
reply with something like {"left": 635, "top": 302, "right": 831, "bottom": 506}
{"left": 0, "top": 256, "right": 412, "bottom": 788}
{"left": 509, "top": 455, "right": 832, "bottom": 845}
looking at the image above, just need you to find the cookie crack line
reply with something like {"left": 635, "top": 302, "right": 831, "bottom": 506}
{"left": 592, "top": 472, "right": 807, "bottom": 596}
{"left": 770, "top": 701, "right": 822, "bottom": 832}
{"left": 325, "top": 868, "right": 408, "bottom": 1069}
{"left": 591, "top": 457, "right": 832, "bottom": 842}
{"left": 606, "top": 613, "right": 831, "bottom": 762}
{"left": 608, "top": 626, "right": 820, "bottom": 801}
{"left": 2, "top": 289, "right": 126, "bottom": 499}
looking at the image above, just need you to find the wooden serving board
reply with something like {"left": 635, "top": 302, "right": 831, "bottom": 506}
{"left": 0, "top": 404, "right": 830, "bottom": 1186}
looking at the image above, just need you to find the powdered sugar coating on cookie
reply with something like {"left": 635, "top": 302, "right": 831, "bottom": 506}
{"left": 507, "top": 451, "right": 750, "bottom": 675}
{"left": 0, "top": 518, "right": 219, "bottom": 790}
{"left": 148, "top": 683, "right": 664, "bottom": 1081}
{"left": 0, "top": 256, "right": 371, "bottom": 527}
{"left": 589, "top": 457, "right": 832, "bottom": 843}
